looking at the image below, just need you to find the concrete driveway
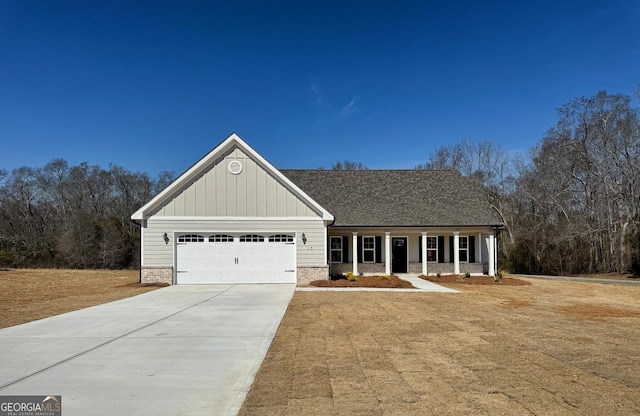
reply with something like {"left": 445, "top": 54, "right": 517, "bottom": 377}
{"left": 0, "top": 284, "right": 295, "bottom": 416}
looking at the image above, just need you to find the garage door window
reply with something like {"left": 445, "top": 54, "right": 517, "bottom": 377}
{"left": 178, "top": 234, "right": 204, "bottom": 242}
{"left": 209, "top": 234, "right": 234, "bottom": 242}
{"left": 268, "top": 234, "right": 294, "bottom": 242}
{"left": 239, "top": 234, "right": 265, "bottom": 242}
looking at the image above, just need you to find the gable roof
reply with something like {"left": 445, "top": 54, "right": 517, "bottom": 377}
{"left": 131, "top": 133, "right": 334, "bottom": 221}
{"left": 280, "top": 169, "right": 503, "bottom": 227}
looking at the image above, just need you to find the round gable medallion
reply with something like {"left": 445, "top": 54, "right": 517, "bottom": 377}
{"left": 228, "top": 160, "right": 243, "bottom": 175}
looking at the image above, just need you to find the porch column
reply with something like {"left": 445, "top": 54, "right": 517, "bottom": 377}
{"left": 477, "top": 232, "right": 482, "bottom": 264}
{"left": 421, "top": 232, "right": 428, "bottom": 276}
{"left": 385, "top": 232, "right": 391, "bottom": 275}
{"left": 453, "top": 231, "right": 460, "bottom": 275}
{"left": 488, "top": 233, "right": 495, "bottom": 276}
{"left": 352, "top": 232, "right": 358, "bottom": 275}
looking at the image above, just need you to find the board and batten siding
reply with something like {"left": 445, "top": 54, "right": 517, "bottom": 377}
{"left": 143, "top": 218, "right": 327, "bottom": 267}
{"left": 149, "top": 147, "right": 318, "bottom": 218}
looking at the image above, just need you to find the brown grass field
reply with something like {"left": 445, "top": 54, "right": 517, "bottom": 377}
{"left": 2, "top": 270, "right": 639, "bottom": 414}
{"left": 0, "top": 269, "right": 164, "bottom": 328}
{"left": 240, "top": 277, "right": 640, "bottom": 415}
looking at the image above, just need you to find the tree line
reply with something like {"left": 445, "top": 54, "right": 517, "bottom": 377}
{"left": 2, "top": 86, "right": 638, "bottom": 274}
{"left": 0, "top": 160, "right": 173, "bottom": 269}
{"left": 416, "top": 87, "right": 640, "bottom": 275}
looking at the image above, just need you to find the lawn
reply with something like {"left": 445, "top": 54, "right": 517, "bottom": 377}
{"left": 0, "top": 269, "right": 164, "bottom": 328}
{"left": 240, "top": 278, "right": 640, "bottom": 415}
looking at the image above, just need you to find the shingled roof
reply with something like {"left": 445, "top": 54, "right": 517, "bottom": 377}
{"left": 280, "top": 170, "right": 503, "bottom": 227}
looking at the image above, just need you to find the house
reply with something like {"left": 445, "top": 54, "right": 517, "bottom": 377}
{"left": 131, "top": 133, "right": 503, "bottom": 285}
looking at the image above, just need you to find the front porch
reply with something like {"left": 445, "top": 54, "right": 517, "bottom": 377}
{"left": 330, "top": 261, "right": 485, "bottom": 276}
{"left": 328, "top": 230, "right": 497, "bottom": 277}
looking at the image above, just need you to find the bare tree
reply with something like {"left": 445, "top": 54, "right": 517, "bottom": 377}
{"left": 331, "top": 160, "right": 368, "bottom": 170}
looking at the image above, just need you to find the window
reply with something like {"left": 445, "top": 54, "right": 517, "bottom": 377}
{"left": 426, "top": 236, "right": 437, "bottom": 262}
{"left": 209, "top": 234, "right": 234, "bottom": 242}
{"left": 362, "top": 236, "right": 375, "bottom": 263}
{"left": 239, "top": 234, "right": 264, "bottom": 242}
{"left": 330, "top": 236, "right": 342, "bottom": 263}
{"left": 268, "top": 234, "right": 294, "bottom": 242}
{"left": 178, "top": 234, "right": 204, "bottom": 242}
{"left": 459, "top": 236, "right": 468, "bottom": 262}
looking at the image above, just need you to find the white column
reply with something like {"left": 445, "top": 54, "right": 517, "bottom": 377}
{"left": 477, "top": 232, "right": 482, "bottom": 264}
{"left": 488, "top": 233, "right": 495, "bottom": 276}
{"left": 352, "top": 232, "right": 358, "bottom": 275}
{"left": 385, "top": 232, "right": 391, "bottom": 275}
{"left": 421, "top": 232, "right": 428, "bottom": 276}
{"left": 453, "top": 231, "right": 460, "bottom": 275}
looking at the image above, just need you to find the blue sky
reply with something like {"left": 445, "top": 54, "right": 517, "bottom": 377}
{"left": 1, "top": 0, "right": 638, "bottom": 177}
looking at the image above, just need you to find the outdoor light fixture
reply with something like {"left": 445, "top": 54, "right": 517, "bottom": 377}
{"left": 163, "top": 233, "right": 169, "bottom": 244}
{"left": 301, "top": 233, "right": 307, "bottom": 244}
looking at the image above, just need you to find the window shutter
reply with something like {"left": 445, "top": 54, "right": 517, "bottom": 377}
{"left": 357, "top": 236, "right": 362, "bottom": 263}
{"left": 449, "top": 236, "right": 454, "bottom": 263}
{"left": 342, "top": 236, "right": 349, "bottom": 263}
{"left": 469, "top": 236, "right": 476, "bottom": 263}
{"left": 418, "top": 236, "right": 422, "bottom": 263}
{"left": 438, "top": 236, "right": 445, "bottom": 263}
{"left": 375, "top": 236, "right": 382, "bottom": 263}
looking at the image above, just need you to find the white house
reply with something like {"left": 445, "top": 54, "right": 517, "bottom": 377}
{"left": 131, "top": 133, "right": 503, "bottom": 285}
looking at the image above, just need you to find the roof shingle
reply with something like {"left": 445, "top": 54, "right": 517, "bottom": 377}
{"left": 281, "top": 169, "right": 503, "bottom": 227}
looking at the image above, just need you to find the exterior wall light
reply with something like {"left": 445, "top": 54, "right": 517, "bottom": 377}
{"left": 301, "top": 233, "right": 307, "bottom": 244}
{"left": 163, "top": 233, "right": 169, "bottom": 244}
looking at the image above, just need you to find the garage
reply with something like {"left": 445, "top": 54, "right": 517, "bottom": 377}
{"left": 176, "top": 233, "right": 297, "bottom": 284}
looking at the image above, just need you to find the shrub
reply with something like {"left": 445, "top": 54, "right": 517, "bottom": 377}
{"left": 380, "top": 275, "right": 391, "bottom": 280}
{"left": 345, "top": 272, "right": 358, "bottom": 282}
{"left": 465, "top": 271, "right": 471, "bottom": 278}
{"left": 493, "top": 270, "right": 503, "bottom": 284}
{"left": 436, "top": 272, "right": 441, "bottom": 277}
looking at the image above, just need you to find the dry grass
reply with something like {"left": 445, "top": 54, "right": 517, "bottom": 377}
{"left": 0, "top": 269, "right": 165, "bottom": 328}
{"left": 572, "top": 272, "right": 639, "bottom": 281}
{"left": 240, "top": 278, "right": 640, "bottom": 415}
{"left": 420, "top": 274, "right": 530, "bottom": 286}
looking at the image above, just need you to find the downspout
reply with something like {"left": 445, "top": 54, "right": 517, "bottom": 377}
{"left": 326, "top": 217, "right": 336, "bottom": 278}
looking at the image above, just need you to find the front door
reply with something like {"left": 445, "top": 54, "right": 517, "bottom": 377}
{"left": 391, "top": 237, "right": 408, "bottom": 274}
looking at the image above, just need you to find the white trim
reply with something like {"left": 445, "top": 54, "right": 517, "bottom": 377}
{"left": 362, "top": 236, "right": 375, "bottom": 263}
{"left": 453, "top": 231, "right": 460, "bottom": 275}
{"left": 329, "top": 236, "right": 343, "bottom": 264}
{"left": 140, "top": 225, "right": 145, "bottom": 267}
{"left": 488, "top": 233, "right": 495, "bottom": 276}
{"left": 385, "top": 232, "right": 391, "bottom": 275}
{"left": 323, "top": 229, "right": 328, "bottom": 266}
{"left": 132, "top": 133, "right": 334, "bottom": 221}
{"left": 421, "top": 232, "right": 427, "bottom": 276}
{"left": 458, "top": 235, "right": 469, "bottom": 263}
{"left": 477, "top": 232, "right": 482, "bottom": 264}
{"left": 172, "top": 231, "right": 177, "bottom": 284}
{"left": 147, "top": 216, "right": 326, "bottom": 222}
{"left": 352, "top": 232, "right": 358, "bottom": 275}
{"left": 426, "top": 235, "right": 438, "bottom": 263}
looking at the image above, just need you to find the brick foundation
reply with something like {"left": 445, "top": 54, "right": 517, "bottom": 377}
{"left": 409, "top": 262, "right": 485, "bottom": 275}
{"left": 329, "top": 263, "right": 386, "bottom": 275}
{"left": 141, "top": 266, "right": 173, "bottom": 284}
{"left": 297, "top": 266, "right": 329, "bottom": 286}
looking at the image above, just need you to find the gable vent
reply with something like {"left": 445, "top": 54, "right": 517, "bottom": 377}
{"left": 228, "top": 160, "right": 243, "bottom": 175}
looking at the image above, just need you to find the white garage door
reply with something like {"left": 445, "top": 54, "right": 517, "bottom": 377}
{"left": 176, "top": 233, "right": 296, "bottom": 284}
